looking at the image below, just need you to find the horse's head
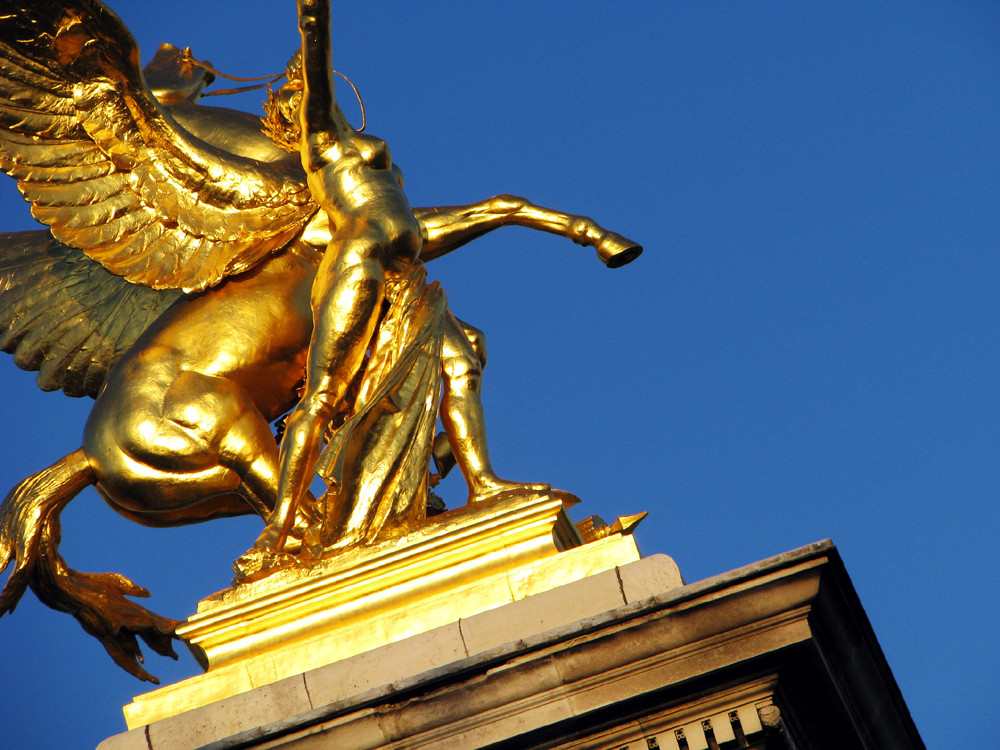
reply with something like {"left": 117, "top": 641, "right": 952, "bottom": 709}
{"left": 144, "top": 43, "right": 214, "bottom": 105}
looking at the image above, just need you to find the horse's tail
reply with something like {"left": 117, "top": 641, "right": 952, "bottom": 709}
{"left": 0, "top": 448, "right": 94, "bottom": 615}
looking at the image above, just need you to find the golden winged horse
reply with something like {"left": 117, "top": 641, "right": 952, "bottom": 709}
{"left": 0, "top": 0, "right": 641, "bottom": 682}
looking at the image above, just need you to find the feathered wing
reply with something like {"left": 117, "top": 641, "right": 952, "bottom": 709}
{"left": 0, "top": 0, "right": 315, "bottom": 293}
{"left": 0, "top": 230, "right": 182, "bottom": 397}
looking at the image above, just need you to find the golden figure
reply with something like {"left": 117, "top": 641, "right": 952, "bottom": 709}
{"left": 0, "top": 0, "right": 641, "bottom": 682}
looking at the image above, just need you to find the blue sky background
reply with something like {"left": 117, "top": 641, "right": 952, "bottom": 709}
{"left": 2, "top": 2, "right": 998, "bottom": 747}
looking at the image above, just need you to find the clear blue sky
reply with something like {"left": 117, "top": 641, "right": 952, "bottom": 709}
{"left": 2, "top": 2, "right": 997, "bottom": 747}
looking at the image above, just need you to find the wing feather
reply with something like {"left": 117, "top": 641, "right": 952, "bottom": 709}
{"left": 18, "top": 171, "right": 129, "bottom": 208}
{"left": 0, "top": 133, "right": 112, "bottom": 178}
{"left": 0, "top": 0, "right": 316, "bottom": 293}
{"left": 0, "top": 230, "right": 182, "bottom": 397}
{"left": 52, "top": 203, "right": 156, "bottom": 248}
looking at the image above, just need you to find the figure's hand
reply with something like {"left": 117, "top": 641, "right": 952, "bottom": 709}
{"left": 297, "top": 0, "right": 326, "bottom": 22}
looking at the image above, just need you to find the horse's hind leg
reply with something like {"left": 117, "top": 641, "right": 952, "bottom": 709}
{"left": 174, "top": 394, "right": 324, "bottom": 557}
{"left": 91, "top": 370, "right": 282, "bottom": 519}
{"left": 156, "top": 372, "right": 322, "bottom": 558}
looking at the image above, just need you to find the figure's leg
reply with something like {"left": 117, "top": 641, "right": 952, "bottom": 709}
{"left": 453, "top": 315, "right": 488, "bottom": 368}
{"left": 431, "top": 316, "right": 485, "bottom": 482}
{"left": 250, "top": 234, "right": 386, "bottom": 554}
{"left": 221, "top": 404, "right": 325, "bottom": 562}
{"left": 439, "top": 314, "right": 547, "bottom": 503}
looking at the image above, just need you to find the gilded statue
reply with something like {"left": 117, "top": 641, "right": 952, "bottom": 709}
{"left": 0, "top": 0, "right": 641, "bottom": 682}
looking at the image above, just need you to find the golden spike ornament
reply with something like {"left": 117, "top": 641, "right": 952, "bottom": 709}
{"left": 0, "top": 0, "right": 642, "bottom": 683}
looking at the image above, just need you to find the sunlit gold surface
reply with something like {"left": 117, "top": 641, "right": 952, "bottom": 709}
{"left": 0, "top": 0, "right": 642, "bottom": 682}
{"left": 124, "top": 489, "right": 644, "bottom": 728}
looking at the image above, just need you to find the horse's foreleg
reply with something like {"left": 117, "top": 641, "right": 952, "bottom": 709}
{"left": 415, "top": 195, "right": 642, "bottom": 267}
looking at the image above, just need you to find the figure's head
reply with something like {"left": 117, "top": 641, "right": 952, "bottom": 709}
{"left": 261, "top": 51, "right": 304, "bottom": 152}
{"left": 260, "top": 52, "right": 404, "bottom": 188}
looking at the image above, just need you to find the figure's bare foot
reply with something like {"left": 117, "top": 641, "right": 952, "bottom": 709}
{"left": 233, "top": 543, "right": 298, "bottom": 584}
{"left": 233, "top": 503, "right": 326, "bottom": 583}
{"left": 233, "top": 525, "right": 298, "bottom": 583}
{"left": 283, "top": 523, "right": 323, "bottom": 561}
{"left": 467, "top": 478, "right": 551, "bottom": 505}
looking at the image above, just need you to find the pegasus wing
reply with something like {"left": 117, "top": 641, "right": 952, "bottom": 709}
{"left": 0, "top": 230, "right": 182, "bottom": 397}
{"left": 0, "top": 0, "right": 315, "bottom": 293}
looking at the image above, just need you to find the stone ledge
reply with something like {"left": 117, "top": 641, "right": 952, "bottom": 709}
{"left": 107, "top": 538, "right": 681, "bottom": 749}
{"left": 102, "top": 540, "right": 925, "bottom": 750}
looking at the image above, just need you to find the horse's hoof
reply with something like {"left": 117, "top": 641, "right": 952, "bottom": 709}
{"left": 596, "top": 231, "right": 643, "bottom": 268}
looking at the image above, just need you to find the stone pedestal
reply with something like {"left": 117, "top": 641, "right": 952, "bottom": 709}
{"left": 100, "top": 538, "right": 923, "bottom": 750}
